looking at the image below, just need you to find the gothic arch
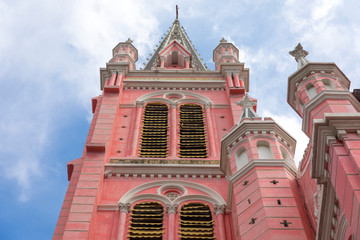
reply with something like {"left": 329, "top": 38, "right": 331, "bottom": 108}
{"left": 118, "top": 180, "right": 226, "bottom": 205}
{"left": 135, "top": 90, "right": 213, "bottom": 107}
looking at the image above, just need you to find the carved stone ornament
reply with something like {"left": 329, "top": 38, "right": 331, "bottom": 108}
{"left": 214, "top": 204, "right": 226, "bottom": 215}
{"left": 135, "top": 100, "right": 144, "bottom": 107}
{"left": 236, "top": 93, "right": 256, "bottom": 108}
{"left": 166, "top": 204, "right": 179, "bottom": 214}
{"left": 289, "top": 43, "right": 310, "bottom": 69}
{"left": 220, "top": 37, "right": 227, "bottom": 43}
{"left": 119, "top": 202, "right": 131, "bottom": 213}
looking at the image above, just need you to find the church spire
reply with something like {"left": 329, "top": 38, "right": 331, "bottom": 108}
{"left": 143, "top": 7, "right": 207, "bottom": 71}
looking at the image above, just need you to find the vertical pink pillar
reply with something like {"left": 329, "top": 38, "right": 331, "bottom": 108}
{"left": 226, "top": 74, "right": 234, "bottom": 88}
{"left": 224, "top": 212, "right": 232, "bottom": 240}
{"left": 115, "top": 71, "right": 123, "bottom": 86}
{"left": 160, "top": 56, "right": 166, "bottom": 68}
{"left": 185, "top": 57, "right": 190, "bottom": 69}
{"left": 117, "top": 203, "right": 131, "bottom": 240}
{"left": 170, "top": 104, "right": 178, "bottom": 158}
{"left": 233, "top": 74, "right": 240, "bottom": 88}
{"left": 205, "top": 104, "right": 216, "bottom": 157}
{"left": 239, "top": 78, "right": 245, "bottom": 88}
{"left": 109, "top": 70, "right": 117, "bottom": 86}
{"left": 166, "top": 204, "right": 178, "bottom": 240}
{"left": 214, "top": 205, "right": 226, "bottom": 240}
{"left": 131, "top": 101, "right": 144, "bottom": 156}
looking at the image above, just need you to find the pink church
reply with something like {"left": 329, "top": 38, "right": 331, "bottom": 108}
{"left": 53, "top": 13, "right": 360, "bottom": 240}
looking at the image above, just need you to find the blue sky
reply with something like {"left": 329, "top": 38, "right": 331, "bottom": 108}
{"left": 1, "top": 0, "right": 360, "bottom": 239}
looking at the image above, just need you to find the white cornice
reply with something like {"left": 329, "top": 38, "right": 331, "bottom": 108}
{"left": 105, "top": 163, "right": 223, "bottom": 176}
{"left": 311, "top": 112, "right": 360, "bottom": 184}
{"left": 302, "top": 91, "right": 360, "bottom": 136}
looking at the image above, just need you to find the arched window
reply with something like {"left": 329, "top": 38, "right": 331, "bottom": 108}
{"left": 322, "top": 78, "right": 336, "bottom": 90}
{"left": 139, "top": 103, "right": 168, "bottom": 158}
{"left": 257, "top": 140, "right": 273, "bottom": 159}
{"left": 179, "top": 203, "right": 214, "bottom": 239}
{"left": 128, "top": 202, "right": 164, "bottom": 239}
{"left": 280, "top": 146, "right": 291, "bottom": 164}
{"left": 235, "top": 147, "right": 248, "bottom": 170}
{"left": 305, "top": 83, "right": 317, "bottom": 100}
{"left": 179, "top": 104, "right": 207, "bottom": 158}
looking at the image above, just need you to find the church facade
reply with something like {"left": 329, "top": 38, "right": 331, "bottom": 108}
{"left": 53, "top": 14, "right": 360, "bottom": 240}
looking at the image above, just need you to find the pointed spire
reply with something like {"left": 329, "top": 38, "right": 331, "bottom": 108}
{"left": 289, "top": 43, "right": 310, "bottom": 69}
{"left": 143, "top": 9, "right": 207, "bottom": 71}
{"left": 236, "top": 94, "right": 259, "bottom": 120}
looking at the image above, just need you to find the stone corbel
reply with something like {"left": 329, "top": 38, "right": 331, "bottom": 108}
{"left": 165, "top": 204, "right": 178, "bottom": 214}
{"left": 214, "top": 204, "right": 226, "bottom": 215}
{"left": 118, "top": 202, "right": 131, "bottom": 213}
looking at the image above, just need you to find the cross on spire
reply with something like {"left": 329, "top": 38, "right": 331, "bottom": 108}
{"left": 289, "top": 43, "right": 310, "bottom": 69}
{"left": 236, "top": 93, "right": 259, "bottom": 120}
{"left": 176, "top": 5, "right": 179, "bottom": 19}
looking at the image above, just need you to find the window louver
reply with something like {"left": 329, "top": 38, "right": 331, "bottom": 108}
{"left": 139, "top": 103, "right": 168, "bottom": 158}
{"left": 128, "top": 202, "right": 164, "bottom": 240}
{"left": 179, "top": 104, "right": 207, "bottom": 158}
{"left": 179, "top": 203, "right": 215, "bottom": 239}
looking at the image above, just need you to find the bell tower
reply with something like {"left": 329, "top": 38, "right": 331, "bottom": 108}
{"left": 53, "top": 10, "right": 315, "bottom": 240}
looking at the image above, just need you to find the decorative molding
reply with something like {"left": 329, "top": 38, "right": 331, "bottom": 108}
{"left": 165, "top": 204, "right": 179, "bottom": 213}
{"left": 119, "top": 180, "right": 226, "bottom": 205}
{"left": 214, "top": 204, "right": 226, "bottom": 215}
{"left": 302, "top": 91, "right": 360, "bottom": 135}
{"left": 311, "top": 112, "right": 360, "bottom": 184}
{"left": 118, "top": 202, "right": 131, "bottom": 213}
{"left": 158, "top": 184, "right": 187, "bottom": 196}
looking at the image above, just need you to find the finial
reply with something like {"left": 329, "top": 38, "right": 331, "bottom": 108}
{"left": 236, "top": 93, "right": 259, "bottom": 120}
{"left": 237, "top": 93, "right": 256, "bottom": 108}
{"left": 289, "top": 43, "right": 310, "bottom": 69}
{"left": 126, "top": 38, "right": 133, "bottom": 43}
{"left": 176, "top": 5, "right": 179, "bottom": 20}
{"left": 220, "top": 37, "right": 227, "bottom": 43}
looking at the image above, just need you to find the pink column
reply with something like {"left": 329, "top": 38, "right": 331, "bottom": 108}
{"left": 166, "top": 204, "right": 178, "bottom": 240}
{"left": 160, "top": 56, "right": 166, "bottom": 68}
{"left": 170, "top": 104, "right": 178, "bottom": 158}
{"left": 205, "top": 104, "right": 216, "bottom": 157}
{"left": 226, "top": 74, "right": 234, "bottom": 88}
{"left": 239, "top": 78, "right": 245, "bottom": 88}
{"left": 131, "top": 101, "right": 144, "bottom": 156}
{"left": 224, "top": 212, "right": 232, "bottom": 240}
{"left": 117, "top": 203, "right": 131, "bottom": 240}
{"left": 109, "top": 70, "right": 117, "bottom": 86}
{"left": 214, "top": 205, "right": 226, "bottom": 240}
{"left": 233, "top": 74, "right": 240, "bottom": 88}
{"left": 184, "top": 57, "right": 190, "bottom": 69}
{"left": 115, "top": 71, "right": 123, "bottom": 86}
